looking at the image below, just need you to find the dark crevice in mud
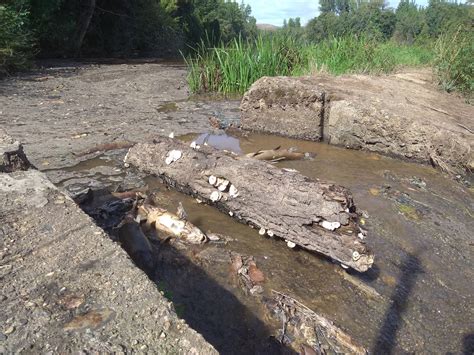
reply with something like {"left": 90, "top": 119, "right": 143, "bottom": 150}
{"left": 154, "top": 244, "right": 294, "bottom": 354}
{"left": 320, "top": 92, "right": 328, "bottom": 143}
{"left": 74, "top": 188, "right": 294, "bottom": 354}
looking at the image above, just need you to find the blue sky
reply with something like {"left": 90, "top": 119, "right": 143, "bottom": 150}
{"left": 244, "top": 0, "right": 430, "bottom": 26}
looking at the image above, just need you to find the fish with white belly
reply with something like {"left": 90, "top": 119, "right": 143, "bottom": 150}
{"left": 138, "top": 204, "right": 207, "bottom": 244}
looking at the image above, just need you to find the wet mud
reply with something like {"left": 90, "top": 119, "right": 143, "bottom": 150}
{"left": 1, "top": 62, "right": 472, "bottom": 353}
{"left": 47, "top": 131, "right": 473, "bottom": 354}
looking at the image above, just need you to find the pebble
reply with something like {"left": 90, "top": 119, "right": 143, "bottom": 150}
{"left": 160, "top": 331, "right": 166, "bottom": 338}
{"left": 4, "top": 326, "right": 15, "bottom": 335}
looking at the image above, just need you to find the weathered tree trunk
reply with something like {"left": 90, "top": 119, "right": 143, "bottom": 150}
{"left": 73, "top": 0, "right": 96, "bottom": 56}
{"left": 0, "top": 129, "right": 32, "bottom": 173}
{"left": 125, "top": 138, "right": 374, "bottom": 272}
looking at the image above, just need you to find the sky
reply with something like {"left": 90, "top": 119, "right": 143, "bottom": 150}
{"left": 244, "top": 0, "right": 430, "bottom": 26}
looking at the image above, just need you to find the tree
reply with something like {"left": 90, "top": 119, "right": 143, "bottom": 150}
{"left": 394, "top": 0, "right": 425, "bottom": 43}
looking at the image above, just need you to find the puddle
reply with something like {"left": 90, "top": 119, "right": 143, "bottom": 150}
{"left": 156, "top": 102, "right": 179, "bottom": 113}
{"left": 54, "top": 131, "right": 473, "bottom": 353}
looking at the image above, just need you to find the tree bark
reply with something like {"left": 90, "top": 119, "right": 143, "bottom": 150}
{"left": 73, "top": 0, "right": 96, "bottom": 56}
{"left": 125, "top": 138, "right": 374, "bottom": 272}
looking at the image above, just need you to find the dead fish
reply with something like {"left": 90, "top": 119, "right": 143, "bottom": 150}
{"left": 246, "top": 146, "right": 313, "bottom": 162}
{"left": 138, "top": 204, "right": 207, "bottom": 244}
{"left": 117, "top": 220, "right": 155, "bottom": 274}
{"left": 335, "top": 267, "right": 382, "bottom": 299}
{"left": 111, "top": 189, "right": 146, "bottom": 200}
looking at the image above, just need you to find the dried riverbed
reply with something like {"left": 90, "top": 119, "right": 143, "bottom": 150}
{"left": 1, "top": 62, "right": 473, "bottom": 353}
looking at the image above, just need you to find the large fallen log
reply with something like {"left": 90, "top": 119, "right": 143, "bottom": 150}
{"left": 125, "top": 138, "right": 374, "bottom": 272}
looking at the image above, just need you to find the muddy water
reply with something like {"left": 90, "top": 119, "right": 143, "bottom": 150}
{"left": 51, "top": 133, "right": 473, "bottom": 354}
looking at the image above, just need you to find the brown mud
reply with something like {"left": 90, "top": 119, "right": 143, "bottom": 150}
{"left": 1, "top": 62, "right": 473, "bottom": 353}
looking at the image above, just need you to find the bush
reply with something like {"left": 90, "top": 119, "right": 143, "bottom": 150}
{"left": 433, "top": 25, "right": 473, "bottom": 99}
{"left": 0, "top": 5, "right": 34, "bottom": 75}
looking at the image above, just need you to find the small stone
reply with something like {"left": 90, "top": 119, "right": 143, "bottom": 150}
{"left": 207, "top": 233, "right": 221, "bottom": 242}
{"left": 4, "top": 326, "right": 15, "bottom": 335}
{"left": 210, "top": 191, "right": 221, "bottom": 202}
{"left": 320, "top": 221, "right": 341, "bottom": 231}
{"left": 208, "top": 175, "right": 217, "bottom": 185}
{"left": 286, "top": 240, "right": 296, "bottom": 248}
{"left": 165, "top": 150, "right": 182, "bottom": 165}
{"left": 228, "top": 211, "right": 234, "bottom": 217}
{"left": 229, "top": 184, "right": 239, "bottom": 198}
{"left": 218, "top": 180, "right": 230, "bottom": 192}
{"left": 160, "top": 331, "right": 166, "bottom": 338}
{"left": 352, "top": 251, "right": 361, "bottom": 261}
{"left": 248, "top": 263, "right": 265, "bottom": 283}
{"left": 258, "top": 228, "right": 266, "bottom": 236}
{"left": 249, "top": 285, "right": 264, "bottom": 295}
{"left": 140, "top": 345, "right": 148, "bottom": 351}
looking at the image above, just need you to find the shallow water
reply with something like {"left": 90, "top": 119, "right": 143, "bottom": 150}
{"left": 53, "top": 132, "right": 473, "bottom": 353}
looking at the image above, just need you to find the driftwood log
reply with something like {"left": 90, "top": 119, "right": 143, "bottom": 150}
{"left": 125, "top": 138, "right": 374, "bottom": 272}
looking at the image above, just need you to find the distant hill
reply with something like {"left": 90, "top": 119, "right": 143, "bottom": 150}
{"left": 257, "top": 23, "right": 279, "bottom": 31}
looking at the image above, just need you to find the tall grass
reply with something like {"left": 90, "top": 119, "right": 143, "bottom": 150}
{"left": 185, "top": 34, "right": 433, "bottom": 94}
{"left": 433, "top": 25, "right": 473, "bottom": 100}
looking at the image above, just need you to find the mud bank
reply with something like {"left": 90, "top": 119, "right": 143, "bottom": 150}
{"left": 241, "top": 71, "right": 474, "bottom": 175}
{"left": 0, "top": 60, "right": 239, "bottom": 171}
{"left": 0, "top": 133, "right": 216, "bottom": 353}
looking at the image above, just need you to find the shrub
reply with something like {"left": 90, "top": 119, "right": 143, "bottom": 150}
{"left": 0, "top": 5, "right": 34, "bottom": 76}
{"left": 433, "top": 25, "right": 473, "bottom": 99}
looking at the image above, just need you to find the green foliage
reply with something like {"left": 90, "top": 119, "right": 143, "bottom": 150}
{"left": 0, "top": 4, "right": 34, "bottom": 75}
{"left": 307, "top": 1, "right": 396, "bottom": 41}
{"left": 185, "top": 34, "right": 433, "bottom": 94}
{"left": 433, "top": 25, "right": 474, "bottom": 98}
{"left": 393, "top": 0, "right": 426, "bottom": 44}
{"left": 185, "top": 34, "right": 306, "bottom": 94}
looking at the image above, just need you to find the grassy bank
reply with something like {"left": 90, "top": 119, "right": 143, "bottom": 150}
{"left": 185, "top": 34, "right": 434, "bottom": 94}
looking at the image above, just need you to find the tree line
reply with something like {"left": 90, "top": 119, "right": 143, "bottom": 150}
{"left": 0, "top": 0, "right": 472, "bottom": 77}
{"left": 0, "top": 0, "right": 257, "bottom": 74}
{"left": 281, "top": 0, "right": 472, "bottom": 45}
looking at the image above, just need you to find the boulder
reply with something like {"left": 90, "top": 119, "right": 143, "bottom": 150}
{"left": 240, "top": 76, "right": 325, "bottom": 141}
{"left": 240, "top": 71, "right": 474, "bottom": 175}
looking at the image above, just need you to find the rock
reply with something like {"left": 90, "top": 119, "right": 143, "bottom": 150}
{"left": 0, "top": 129, "right": 32, "bottom": 173}
{"left": 248, "top": 262, "right": 265, "bottom": 283}
{"left": 240, "top": 73, "right": 474, "bottom": 175}
{"left": 240, "top": 76, "right": 325, "bottom": 141}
